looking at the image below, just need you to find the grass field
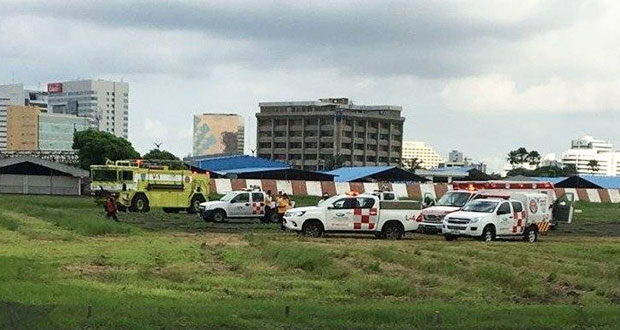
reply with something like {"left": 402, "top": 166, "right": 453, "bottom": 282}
{"left": 1, "top": 194, "right": 620, "bottom": 329}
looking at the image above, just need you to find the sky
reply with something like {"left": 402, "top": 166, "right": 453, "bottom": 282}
{"left": 1, "top": 0, "right": 619, "bottom": 172}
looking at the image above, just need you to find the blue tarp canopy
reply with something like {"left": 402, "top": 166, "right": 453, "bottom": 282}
{"left": 324, "top": 166, "right": 427, "bottom": 183}
{"left": 186, "top": 154, "right": 334, "bottom": 181}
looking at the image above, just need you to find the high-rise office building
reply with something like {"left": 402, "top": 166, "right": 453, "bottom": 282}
{"left": 46, "top": 80, "right": 129, "bottom": 138}
{"left": 256, "top": 98, "right": 404, "bottom": 170}
{"left": 562, "top": 135, "right": 620, "bottom": 175}
{"left": 193, "top": 114, "right": 245, "bottom": 156}
{"left": 402, "top": 141, "right": 444, "bottom": 169}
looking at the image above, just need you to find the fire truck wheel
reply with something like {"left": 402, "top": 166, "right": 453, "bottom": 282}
{"left": 382, "top": 222, "right": 404, "bottom": 240}
{"left": 524, "top": 226, "right": 538, "bottom": 243}
{"left": 444, "top": 234, "right": 458, "bottom": 241}
{"left": 131, "top": 195, "right": 149, "bottom": 213}
{"left": 480, "top": 225, "right": 495, "bottom": 242}
{"left": 212, "top": 210, "right": 226, "bottom": 223}
{"left": 302, "top": 220, "right": 324, "bottom": 238}
{"left": 188, "top": 195, "right": 206, "bottom": 214}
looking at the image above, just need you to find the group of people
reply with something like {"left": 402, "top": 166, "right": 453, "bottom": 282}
{"left": 263, "top": 190, "right": 292, "bottom": 229}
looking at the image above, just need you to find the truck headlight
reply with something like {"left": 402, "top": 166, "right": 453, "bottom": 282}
{"left": 470, "top": 217, "right": 482, "bottom": 224}
{"left": 285, "top": 211, "right": 306, "bottom": 217}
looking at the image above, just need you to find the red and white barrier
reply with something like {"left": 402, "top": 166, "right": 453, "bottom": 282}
{"left": 210, "top": 178, "right": 620, "bottom": 203}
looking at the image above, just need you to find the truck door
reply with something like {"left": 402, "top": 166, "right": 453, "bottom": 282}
{"left": 552, "top": 192, "right": 575, "bottom": 224}
{"left": 229, "top": 192, "right": 251, "bottom": 217}
{"left": 251, "top": 192, "right": 265, "bottom": 217}
{"left": 496, "top": 201, "right": 514, "bottom": 235}
{"left": 326, "top": 197, "right": 356, "bottom": 230}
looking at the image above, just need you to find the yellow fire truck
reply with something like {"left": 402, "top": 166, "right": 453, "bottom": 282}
{"left": 90, "top": 159, "right": 209, "bottom": 213}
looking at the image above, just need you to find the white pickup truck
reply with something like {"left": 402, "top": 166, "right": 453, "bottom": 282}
{"left": 442, "top": 192, "right": 559, "bottom": 243}
{"left": 283, "top": 193, "right": 421, "bottom": 239}
{"left": 198, "top": 190, "right": 276, "bottom": 223}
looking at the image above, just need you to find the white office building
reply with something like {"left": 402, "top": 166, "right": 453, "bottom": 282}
{"left": 401, "top": 141, "right": 444, "bottom": 169}
{"left": 47, "top": 80, "right": 129, "bottom": 139}
{"left": 561, "top": 136, "right": 620, "bottom": 176}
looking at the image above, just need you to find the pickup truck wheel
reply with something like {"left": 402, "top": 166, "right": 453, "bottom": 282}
{"left": 212, "top": 210, "right": 226, "bottom": 223}
{"left": 524, "top": 226, "right": 538, "bottom": 243}
{"left": 444, "top": 234, "right": 458, "bottom": 241}
{"left": 382, "top": 222, "right": 404, "bottom": 240}
{"left": 302, "top": 221, "right": 324, "bottom": 238}
{"left": 480, "top": 225, "right": 495, "bottom": 242}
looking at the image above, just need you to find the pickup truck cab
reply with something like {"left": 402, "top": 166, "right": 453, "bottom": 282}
{"left": 283, "top": 193, "right": 421, "bottom": 239}
{"left": 198, "top": 190, "right": 275, "bottom": 223}
{"left": 442, "top": 192, "right": 555, "bottom": 243}
{"left": 417, "top": 191, "right": 475, "bottom": 234}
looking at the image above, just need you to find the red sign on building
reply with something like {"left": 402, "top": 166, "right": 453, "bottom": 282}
{"left": 47, "top": 83, "right": 63, "bottom": 93}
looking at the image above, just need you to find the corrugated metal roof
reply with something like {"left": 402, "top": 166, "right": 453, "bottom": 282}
{"left": 212, "top": 167, "right": 290, "bottom": 175}
{"left": 323, "top": 166, "right": 395, "bottom": 182}
{"left": 0, "top": 156, "right": 89, "bottom": 177}
{"left": 533, "top": 177, "right": 568, "bottom": 185}
{"left": 576, "top": 175, "right": 620, "bottom": 189}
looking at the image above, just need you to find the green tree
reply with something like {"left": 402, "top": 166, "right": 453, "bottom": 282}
{"left": 404, "top": 157, "right": 423, "bottom": 171}
{"left": 142, "top": 148, "right": 179, "bottom": 161}
{"left": 73, "top": 129, "right": 140, "bottom": 169}
{"left": 587, "top": 160, "right": 599, "bottom": 173}
{"left": 526, "top": 150, "right": 541, "bottom": 167}
{"left": 323, "top": 154, "right": 347, "bottom": 170}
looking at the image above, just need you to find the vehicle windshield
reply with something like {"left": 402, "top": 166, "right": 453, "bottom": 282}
{"left": 92, "top": 170, "right": 118, "bottom": 182}
{"left": 461, "top": 200, "right": 499, "bottom": 213}
{"left": 321, "top": 196, "right": 342, "bottom": 207}
{"left": 436, "top": 192, "right": 472, "bottom": 207}
{"left": 219, "top": 192, "right": 238, "bottom": 201}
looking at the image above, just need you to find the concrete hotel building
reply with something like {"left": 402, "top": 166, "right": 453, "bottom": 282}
{"left": 6, "top": 105, "right": 39, "bottom": 151}
{"left": 256, "top": 98, "right": 405, "bottom": 170}
{"left": 562, "top": 136, "right": 620, "bottom": 176}
{"left": 402, "top": 141, "right": 444, "bottom": 169}
{"left": 47, "top": 80, "right": 129, "bottom": 138}
{"left": 193, "top": 114, "right": 245, "bottom": 156}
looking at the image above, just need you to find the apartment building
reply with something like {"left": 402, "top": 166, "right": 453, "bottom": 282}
{"left": 401, "top": 141, "right": 444, "bottom": 169}
{"left": 562, "top": 135, "right": 620, "bottom": 175}
{"left": 256, "top": 98, "right": 405, "bottom": 170}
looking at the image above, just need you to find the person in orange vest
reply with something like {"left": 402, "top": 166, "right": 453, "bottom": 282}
{"left": 277, "top": 193, "right": 291, "bottom": 230}
{"left": 105, "top": 193, "right": 119, "bottom": 222}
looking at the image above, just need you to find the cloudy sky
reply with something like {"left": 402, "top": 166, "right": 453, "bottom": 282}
{"left": 1, "top": 0, "right": 619, "bottom": 172}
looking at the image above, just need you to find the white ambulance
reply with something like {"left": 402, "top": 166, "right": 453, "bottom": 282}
{"left": 417, "top": 181, "right": 567, "bottom": 234}
{"left": 283, "top": 192, "right": 421, "bottom": 239}
{"left": 441, "top": 192, "right": 561, "bottom": 242}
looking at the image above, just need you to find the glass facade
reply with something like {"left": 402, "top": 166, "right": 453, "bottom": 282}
{"left": 39, "top": 114, "right": 89, "bottom": 151}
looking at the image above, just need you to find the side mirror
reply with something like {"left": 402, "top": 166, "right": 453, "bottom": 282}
{"left": 327, "top": 205, "right": 334, "bottom": 210}
{"left": 230, "top": 200, "right": 236, "bottom": 204}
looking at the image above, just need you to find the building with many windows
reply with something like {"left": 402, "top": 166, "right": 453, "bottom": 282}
{"left": 256, "top": 98, "right": 404, "bottom": 170}
{"left": 401, "top": 141, "right": 443, "bottom": 169}
{"left": 39, "top": 113, "right": 90, "bottom": 151}
{"left": 193, "top": 113, "right": 245, "bottom": 156}
{"left": 561, "top": 136, "right": 620, "bottom": 176}
{"left": 46, "top": 80, "right": 129, "bottom": 138}
{"left": 0, "top": 84, "right": 48, "bottom": 150}
{"left": 6, "top": 105, "right": 39, "bottom": 151}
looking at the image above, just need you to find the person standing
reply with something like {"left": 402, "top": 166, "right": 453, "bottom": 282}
{"left": 277, "top": 193, "right": 291, "bottom": 230}
{"left": 105, "top": 194, "right": 119, "bottom": 222}
{"left": 263, "top": 190, "right": 273, "bottom": 223}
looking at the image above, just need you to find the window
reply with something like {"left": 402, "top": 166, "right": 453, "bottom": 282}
{"left": 497, "top": 202, "right": 511, "bottom": 215}
{"left": 356, "top": 197, "right": 375, "bottom": 209}
{"left": 232, "top": 193, "right": 249, "bottom": 203}
{"left": 332, "top": 198, "right": 357, "bottom": 209}
{"left": 511, "top": 202, "right": 523, "bottom": 213}
{"left": 252, "top": 193, "right": 264, "bottom": 202}
{"left": 121, "top": 171, "right": 133, "bottom": 181}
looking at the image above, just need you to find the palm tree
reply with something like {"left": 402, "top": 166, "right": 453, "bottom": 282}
{"left": 506, "top": 150, "right": 520, "bottom": 169}
{"left": 587, "top": 160, "right": 600, "bottom": 173}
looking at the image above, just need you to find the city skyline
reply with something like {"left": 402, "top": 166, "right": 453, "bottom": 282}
{"left": 1, "top": 1, "right": 619, "bottom": 172}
